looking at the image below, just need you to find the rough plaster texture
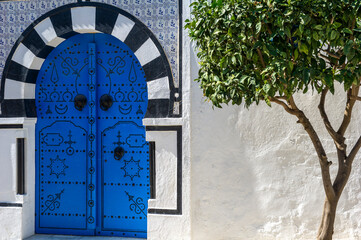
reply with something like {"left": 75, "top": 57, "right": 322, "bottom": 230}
{"left": 189, "top": 45, "right": 361, "bottom": 239}
{"left": 0, "top": 207, "right": 22, "bottom": 240}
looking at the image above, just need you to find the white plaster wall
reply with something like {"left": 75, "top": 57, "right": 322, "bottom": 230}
{"left": 0, "top": 118, "right": 36, "bottom": 240}
{"left": 0, "top": 122, "right": 24, "bottom": 240}
{"left": 147, "top": 131, "right": 178, "bottom": 210}
{"left": 0, "top": 207, "right": 22, "bottom": 240}
{"left": 0, "top": 129, "right": 19, "bottom": 203}
{"left": 22, "top": 120, "right": 36, "bottom": 239}
{"left": 189, "top": 49, "right": 361, "bottom": 239}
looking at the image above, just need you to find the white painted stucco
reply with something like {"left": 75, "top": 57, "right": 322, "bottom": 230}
{"left": 0, "top": 207, "right": 22, "bottom": 240}
{"left": 188, "top": 42, "right": 361, "bottom": 240}
{"left": 0, "top": 118, "right": 36, "bottom": 240}
{"left": 146, "top": 131, "right": 178, "bottom": 210}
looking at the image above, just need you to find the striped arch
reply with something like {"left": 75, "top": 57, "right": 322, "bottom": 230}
{"left": 0, "top": 2, "right": 178, "bottom": 118}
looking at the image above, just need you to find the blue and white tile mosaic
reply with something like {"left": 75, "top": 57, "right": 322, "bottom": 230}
{"left": 0, "top": 0, "right": 180, "bottom": 87}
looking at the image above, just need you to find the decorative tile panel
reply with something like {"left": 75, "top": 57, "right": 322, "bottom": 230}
{"left": 0, "top": 0, "right": 180, "bottom": 88}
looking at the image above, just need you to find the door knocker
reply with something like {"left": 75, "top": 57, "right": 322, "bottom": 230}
{"left": 100, "top": 94, "right": 113, "bottom": 111}
{"left": 114, "top": 146, "right": 125, "bottom": 160}
{"left": 74, "top": 94, "right": 87, "bottom": 111}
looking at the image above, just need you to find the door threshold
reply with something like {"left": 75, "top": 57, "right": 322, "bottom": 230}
{"left": 25, "top": 235, "right": 145, "bottom": 240}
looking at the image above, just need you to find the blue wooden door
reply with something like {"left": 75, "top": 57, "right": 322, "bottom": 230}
{"left": 35, "top": 33, "right": 149, "bottom": 238}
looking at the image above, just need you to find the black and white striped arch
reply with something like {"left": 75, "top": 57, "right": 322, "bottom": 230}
{"left": 0, "top": 2, "right": 179, "bottom": 118}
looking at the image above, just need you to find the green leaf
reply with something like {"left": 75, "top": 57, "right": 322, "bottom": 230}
{"left": 347, "top": 48, "right": 355, "bottom": 60}
{"left": 314, "top": 25, "right": 323, "bottom": 30}
{"left": 263, "top": 83, "right": 271, "bottom": 93}
{"left": 285, "top": 10, "right": 292, "bottom": 16}
{"left": 339, "top": 55, "right": 346, "bottom": 65}
{"left": 288, "top": 61, "right": 294, "bottom": 72}
{"left": 299, "top": 25, "right": 304, "bottom": 34}
{"left": 240, "top": 75, "right": 248, "bottom": 82}
{"left": 227, "top": 28, "right": 233, "bottom": 37}
{"left": 344, "top": 40, "right": 353, "bottom": 55}
{"left": 333, "top": 22, "right": 342, "bottom": 29}
{"left": 294, "top": 49, "right": 299, "bottom": 60}
{"left": 324, "top": 74, "right": 333, "bottom": 87}
{"left": 343, "top": 28, "right": 353, "bottom": 34}
{"left": 253, "top": 41, "right": 262, "bottom": 49}
{"left": 299, "top": 44, "right": 309, "bottom": 55}
{"left": 330, "top": 30, "right": 337, "bottom": 40}
{"left": 256, "top": 22, "right": 262, "bottom": 34}
{"left": 285, "top": 27, "right": 291, "bottom": 38}
{"left": 303, "top": 69, "right": 310, "bottom": 83}
{"left": 301, "top": 15, "right": 311, "bottom": 25}
{"left": 313, "top": 32, "right": 319, "bottom": 41}
{"left": 265, "top": 97, "right": 271, "bottom": 106}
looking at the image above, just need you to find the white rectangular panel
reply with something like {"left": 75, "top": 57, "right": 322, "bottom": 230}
{"left": 71, "top": 7, "right": 96, "bottom": 32}
{"left": 135, "top": 38, "right": 161, "bottom": 66}
{"left": 4, "top": 79, "right": 36, "bottom": 99}
{"left": 111, "top": 14, "right": 135, "bottom": 42}
{"left": 147, "top": 77, "right": 170, "bottom": 99}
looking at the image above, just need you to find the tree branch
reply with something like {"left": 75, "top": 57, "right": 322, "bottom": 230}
{"left": 350, "top": 95, "right": 361, "bottom": 101}
{"left": 265, "top": 24, "right": 272, "bottom": 35}
{"left": 318, "top": 53, "right": 331, "bottom": 63}
{"left": 318, "top": 89, "right": 342, "bottom": 145}
{"left": 337, "top": 85, "right": 360, "bottom": 136}
{"left": 269, "top": 97, "right": 296, "bottom": 115}
{"left": 274, "top": 96, "right": 287, "bottom": 100}
{"left": 250, "top": 27, "right": 266, "bottom": 69}
{"left": 257, "top": 48, "right": 266, "bottom": 69}
{"left": 271, "top": 96, "right": 336, "bottom": 200}
{"left": 350, "top": 18, "right": 356, "bottom": 41}
{"left": 346, "top": 135, "right": 361, "bottom": 165}
{"left": 325, "top": 50, "right": 341, "bottom": 60}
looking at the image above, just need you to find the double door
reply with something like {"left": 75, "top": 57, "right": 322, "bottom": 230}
{"left": 35, "top": 33, "right": 149, "bottom": 238}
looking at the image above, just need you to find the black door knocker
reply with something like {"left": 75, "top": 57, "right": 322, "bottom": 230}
{"left": 74, "top": 94, "right": 87, "bottom": 111}
{"left": 100, "top": 94, "right": 113, "bottom": 111}
{"left": 114, "top": 146, "right": 125, "bottom": 160}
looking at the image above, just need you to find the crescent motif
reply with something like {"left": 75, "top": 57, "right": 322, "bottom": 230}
{"left": 119, "top": 105, "right": 132, "bottom": 115}
{"left": 55, "top": 105, "right": 68, "bottom": 114}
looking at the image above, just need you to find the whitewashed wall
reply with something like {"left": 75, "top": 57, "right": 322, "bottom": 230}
{"left": 0, "top": 123, "right": 24, "bottom": 240}
{"left": 0, "top": 118, "right": 36, "bottom": 240}
{"left": 188, "top": 44, "right": 361, "bottom": 239}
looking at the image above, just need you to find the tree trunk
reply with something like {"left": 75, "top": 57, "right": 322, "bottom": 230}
{"left": 317, "top": 198, "right": 338, "bottom": 240}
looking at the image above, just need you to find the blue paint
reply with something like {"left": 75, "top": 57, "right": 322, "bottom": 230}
{"left": 35, "top": 33, "right": 149, "bottom": 238}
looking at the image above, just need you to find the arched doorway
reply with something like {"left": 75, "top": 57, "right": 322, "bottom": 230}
{"left": 0, "top": 2, "right": 176, "bottom": 119}
{"left": 0, "top": 2, "right": 183, "bottom": 239}
{"left": 35, "top": 33, "right": 149, "bottom": 238}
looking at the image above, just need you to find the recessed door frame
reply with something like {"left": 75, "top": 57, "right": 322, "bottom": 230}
{"left": 34, "top": 32, "right": 151, "bottom": 237}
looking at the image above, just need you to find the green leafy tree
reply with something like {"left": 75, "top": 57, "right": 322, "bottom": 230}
{"left": 186, "top": 0, "right": 361, "bottom": 239}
